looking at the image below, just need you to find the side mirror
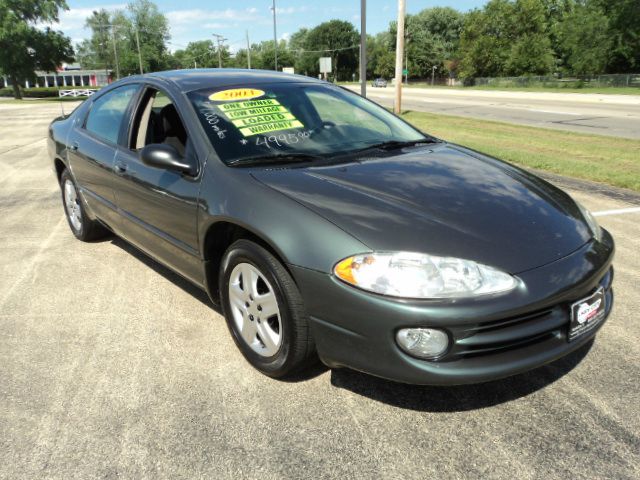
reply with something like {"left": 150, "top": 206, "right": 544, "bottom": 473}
{"left": 139, "top": 143, "right": 196, "bottom": 176}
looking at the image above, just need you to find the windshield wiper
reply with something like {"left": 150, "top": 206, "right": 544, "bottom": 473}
{"left": 365, "top": 139, "right": 436, "bottom": 151}
{"left": 227, "top": 152, "right": 324, "bottom": 167}
{"left": 339, "top": 139, "right": 439, "bottom": 158}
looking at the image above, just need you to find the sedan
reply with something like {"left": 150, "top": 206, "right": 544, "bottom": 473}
{"left": 48, "top": 69, "right": 614, "bottom": 385}
{"left": 371, "top": 78, "right": 387, "bottom": 88}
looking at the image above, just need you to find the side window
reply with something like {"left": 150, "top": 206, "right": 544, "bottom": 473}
{"left": 132, "top": 89, "right": 188, "bottom": 157}
{"left": 306, "top": 89, "right": 392, "bottom": 136}
{"left": 85, "top": 84, "right": 138, "bottom": 144}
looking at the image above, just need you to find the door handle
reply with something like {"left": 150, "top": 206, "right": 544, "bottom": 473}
{"left": 114, "top": 162, "right": 128, "bottom": 174}
{"left": 68, "top": 142, "right": 79, "bottom": 151}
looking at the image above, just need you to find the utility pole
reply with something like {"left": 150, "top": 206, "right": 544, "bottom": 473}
{"left": 111, "top": 25, "right": 120, "bottom": 80}
{"left": 212, "top": 33, "right": 227, "bottom": 68}
{"left": 360, "top": 0, "right": 367, "bottom": 97}
{"left": 246, "top": 30, "right": 252, "bottom": 69}
{"left": 134, "top": 27, "right": 143, "bottom": 74}
{"left": 394, "top": 0, "right": 405, "bottom": 114}
{"left": 271, "top": 0, "right": 278, "bottom": 71}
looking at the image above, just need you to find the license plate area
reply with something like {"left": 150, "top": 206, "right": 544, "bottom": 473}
{"left": 568, "top": 287, "right": 606, "bottom": 342}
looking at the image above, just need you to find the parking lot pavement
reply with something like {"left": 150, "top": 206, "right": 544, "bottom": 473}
{"left": 1, "top": 103, "right": 639, "bottom": 480}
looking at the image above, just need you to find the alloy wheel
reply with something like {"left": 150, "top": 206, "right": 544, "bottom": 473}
{"left": 228, "top": 262, "right": 282, "bottom": 357}
{"left": 63, "top": 179, "right": 82, "bottom": 231}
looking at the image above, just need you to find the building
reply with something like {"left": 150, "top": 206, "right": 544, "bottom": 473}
{"left": 1, "top": 66, "right": 111, "bottom": 89}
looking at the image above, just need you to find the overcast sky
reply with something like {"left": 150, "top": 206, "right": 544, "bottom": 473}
{"left": 57, "top": 1, "right": 485, "bottom": 52}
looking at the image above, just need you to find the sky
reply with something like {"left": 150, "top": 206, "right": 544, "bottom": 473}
{"left": 58, "top": 1, "right": 485, "bottom": 52}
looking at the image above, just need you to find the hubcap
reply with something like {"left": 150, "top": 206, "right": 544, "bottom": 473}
{"left": 63, "top": 179, "right": 82, "bottom": 231}
{"left": 228, "top": 262, "right": 282, "bottom": 357}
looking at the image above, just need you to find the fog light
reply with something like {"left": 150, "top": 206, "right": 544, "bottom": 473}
{"left": 396, "top": 328, "right": 449, "bottom": 359}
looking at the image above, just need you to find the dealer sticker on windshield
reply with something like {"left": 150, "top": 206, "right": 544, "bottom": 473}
{"left": 568, "top": 287, "right": 606, "bottom": 342}
{"left": 210, "top": 91, "right": 305, "bottom": 137}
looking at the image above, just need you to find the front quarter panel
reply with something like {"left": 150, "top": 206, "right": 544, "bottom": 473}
{"left": 197, "top": 161, "right": 369, "bottom": 273}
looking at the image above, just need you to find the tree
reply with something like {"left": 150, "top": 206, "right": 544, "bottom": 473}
{"left": 254, "top": 39, "right": 295, "bottom": 71}
{"left": 403, "top": 7, "right": 465, "bottom": 79}
{"left": 556, "top": 3, "right": 612, "bottom": 75}
{"left": 0, "top": 0, "right": 74, "bottom": 99}
{"left": 458, "top": 1, "right": 513, "bottom": 78}
{"left": 304, "top": 20, "right": 359, "bottom": 80}
{"left": 289, "top": 28, "right": 316, "bottom": 76}
{"left": 77, "top": 0, "right": 171, "bottom": 77}
{"left": 125, "top": 0, "right": 170, "bottom": 73}
{"left": 504, "top": 0, "right": 555, "bottom": 75}
{"left": 367, "top": 32, "right": 395, "bottom": 78}
{"left": 458, "top": 0, "right": 555, "bottom": 78}
{"left": 172, "top": 40, "right": 219, "bottom": 68}
{"left": 75, "top": 9, "right": 112, "bottom": 72}
{"left": 593, "top": 0, "right": 640, "bottom": 73}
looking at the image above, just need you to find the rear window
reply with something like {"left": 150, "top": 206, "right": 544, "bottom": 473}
{"left": 85, "top": 84, "right": 138, "bottom": 144}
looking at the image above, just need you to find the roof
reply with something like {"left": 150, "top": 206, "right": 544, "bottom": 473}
{"left": 146, "top": 68, "right": 323, "bottom": 92}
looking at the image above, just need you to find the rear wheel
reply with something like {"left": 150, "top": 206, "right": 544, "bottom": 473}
{"left": 219, "top": 239, "right": 315, "bottom": 378}
{"left": 60, "top": 169, "right": 109, "bottom": 241}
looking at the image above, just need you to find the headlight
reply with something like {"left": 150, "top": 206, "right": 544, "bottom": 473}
{"left": 576, "top": 201, "right": 602, "bottom": 241}
{"left": 334, "top": 252, "right": 517, "bottom": 299}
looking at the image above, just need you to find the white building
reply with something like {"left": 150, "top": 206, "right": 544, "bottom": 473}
{"left": 1, "top": 68, "right": 111, "bottom": 89}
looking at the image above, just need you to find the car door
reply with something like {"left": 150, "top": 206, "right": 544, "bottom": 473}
{"left": 111, "top": 85, "right": 204, "bottom": 285}
{"left": 67, "top": 83, "right": 140, "bottom": 229}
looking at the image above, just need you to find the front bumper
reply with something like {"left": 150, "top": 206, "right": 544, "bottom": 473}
{"left": 290, "top": 231, "right": 615, "bottom": 385}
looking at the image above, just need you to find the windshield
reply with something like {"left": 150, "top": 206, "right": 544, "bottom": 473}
{"left": 187, "top": 82, "right": 430, "bottom": 165}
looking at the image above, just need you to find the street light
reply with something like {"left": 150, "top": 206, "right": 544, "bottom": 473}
{"left": 271, "top": 0, "right": 278, "bottom": 71}
{"left": 360, "top": 0, "right": 366, "bottom": 97}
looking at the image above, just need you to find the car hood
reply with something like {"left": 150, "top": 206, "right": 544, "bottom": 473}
{"left": 251, "top": 143, "right": 592, "bottom": 273}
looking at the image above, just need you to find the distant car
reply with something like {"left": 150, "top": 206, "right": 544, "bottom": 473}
{"left": 48, "top": 69, "right": 614, "bottom": 385}
{"left": 371, "top": 78, "right": 387, "bottom": 87}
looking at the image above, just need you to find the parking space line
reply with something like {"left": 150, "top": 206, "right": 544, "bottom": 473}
{"left": 593, "top": 207, "right": 640, "bottom": 217}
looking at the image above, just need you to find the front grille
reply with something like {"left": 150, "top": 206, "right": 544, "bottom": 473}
{"left": 445, "top": 267, "right": 613, "bottom": 360}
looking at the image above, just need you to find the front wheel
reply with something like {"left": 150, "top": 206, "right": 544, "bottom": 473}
{"left": 219, "top": 239, "right": 315, "bottom": 378}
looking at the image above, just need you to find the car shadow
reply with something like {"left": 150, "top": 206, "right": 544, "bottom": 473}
{"left": 108, "top": 236, "right": 331, "bottom": 381}
{"left": 330, "top": 340, "right": 594, "bottom": 412}
{"left": 109, "top": 236, "right": 218, "bottom": 312}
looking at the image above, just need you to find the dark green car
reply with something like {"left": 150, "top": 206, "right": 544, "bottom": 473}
{"left": 48, "top": 69, "right": 614, "bottom": 385}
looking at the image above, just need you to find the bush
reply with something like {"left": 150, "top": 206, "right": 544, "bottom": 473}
{"left": 0, "top": 86, "right": 100, "bottom": 98}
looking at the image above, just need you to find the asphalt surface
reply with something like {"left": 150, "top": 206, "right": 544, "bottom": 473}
{"left": 349, "top": 86, "right": 640, "bottom": 139}
{"left": 1, "top": 102, "right": 639, "bottom": 479}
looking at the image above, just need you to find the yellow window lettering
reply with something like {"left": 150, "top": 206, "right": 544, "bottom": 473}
{"left": 218, "top": 99, "right": 280, "bottom": 111}
{"left": 209, "top": 89, "right": 265, "bottom": 101}
{"left": 240, "top": 120, "right": 304, "bottom": 137}
{"left": 231, "top": 113, "right": 295, "bottom": 128}
{"left": 224, "top": 105, "right": 287, "bottom": 119}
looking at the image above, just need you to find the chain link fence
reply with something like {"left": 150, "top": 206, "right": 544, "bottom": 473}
{"left": 467, "top": 74, "right": 640, "bottom": 88}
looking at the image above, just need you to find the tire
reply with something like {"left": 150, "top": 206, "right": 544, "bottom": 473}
{"left": 219, "top": 239, "right": 315, "bottom": 378}
{"left": 59, "top": 168, "right": 109, "bottom": 242}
